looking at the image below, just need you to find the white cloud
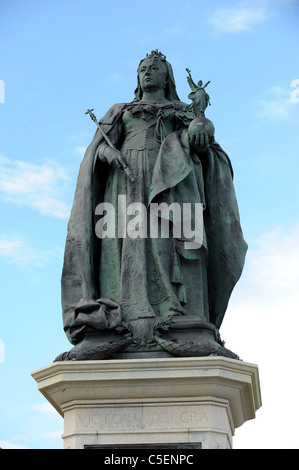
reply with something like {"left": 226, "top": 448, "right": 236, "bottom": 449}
{"left": 255, "top": 86, "right": 296, "bottom": 120}
{"left": 222, "top": 223, "right": 299, "bottom": 353}
{"left": 0, "top": 235, "right": 52, "bottom": 268}
{"left": 208, "top": 0, "right": 298, "bottom": 35}
{"left": 208, "top": 1, "right": 270, "bottom": 34}
{"left": 0, "top": 403, "right": 63, "bottom": 449}
{"left": 0, "top": 440, "right": 28, "bottom": 449}
{"left": 246, "top": 225, "right": 299, "bottom": 293}
{"left": 0, "top": 156, "right": 71, "bottom": 218}
{"left": 0, "top": 404, "right": 63, "bottom": 449}
{"left": 220, "top": 223, "right": 299, "bottom": 448}
{"left": 73, "top": 145, "right": 86, "bottom": 158}
{"left": 29, "top": 403, "right": 59, "bottom": 419}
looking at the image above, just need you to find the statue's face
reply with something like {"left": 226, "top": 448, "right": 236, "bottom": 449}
{"left": 138, "top": 58, "right": 167, "bottom": 93}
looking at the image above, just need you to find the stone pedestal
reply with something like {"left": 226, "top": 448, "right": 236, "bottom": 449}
{"left": 31, "top": 357, "right": 261, "bottom": 449}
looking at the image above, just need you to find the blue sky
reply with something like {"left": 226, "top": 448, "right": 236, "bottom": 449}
{"left": 0, "top": 0, "right": 298, "bottom": 449}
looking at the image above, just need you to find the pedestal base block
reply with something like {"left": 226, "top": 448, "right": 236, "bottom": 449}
{"left": 31, "top": 357, "right": 261, "bottom": 449}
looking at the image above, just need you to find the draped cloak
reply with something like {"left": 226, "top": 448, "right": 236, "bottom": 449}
{"left": 61, "top": 102, "right": 247, "bottom": 345}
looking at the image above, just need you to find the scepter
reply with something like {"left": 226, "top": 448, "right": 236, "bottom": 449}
{"left": 85, "top": 108, "right": 135, "bottom": 182}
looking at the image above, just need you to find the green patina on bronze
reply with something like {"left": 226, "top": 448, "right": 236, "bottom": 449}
{"left": 55, "top": 50, "right": 247, "bottom": 361}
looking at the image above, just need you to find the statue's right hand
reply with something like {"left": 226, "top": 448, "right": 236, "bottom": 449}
{"left": 98, "top": 144, "right": 129, "bottom": 171}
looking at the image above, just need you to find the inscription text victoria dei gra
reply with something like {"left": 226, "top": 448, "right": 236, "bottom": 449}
{"left": 76, "top": 405, "right": 209, "bottom": 430}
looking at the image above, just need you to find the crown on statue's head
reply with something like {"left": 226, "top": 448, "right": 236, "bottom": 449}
{"left": 145, "top": 49, "right": 166, "bottom": 60}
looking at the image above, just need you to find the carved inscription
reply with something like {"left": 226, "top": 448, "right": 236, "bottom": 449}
{"left": 77, "top": 408, "right": 142, "bottom": 429}
{"left": 76, "top": 406, "right": 209, "bottom": 432}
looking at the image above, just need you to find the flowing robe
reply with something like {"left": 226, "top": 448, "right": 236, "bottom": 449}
{"left": 61, "top": 101, "right": 247, "bottom": 345}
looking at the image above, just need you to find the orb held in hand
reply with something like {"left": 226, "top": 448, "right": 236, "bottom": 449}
{"left": 188, "top": 116, "right": 215, "bottom": 153}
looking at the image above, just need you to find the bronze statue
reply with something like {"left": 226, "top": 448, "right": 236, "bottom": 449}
{"left": 55, "top": 50, "right": 247, "bottom": 361}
